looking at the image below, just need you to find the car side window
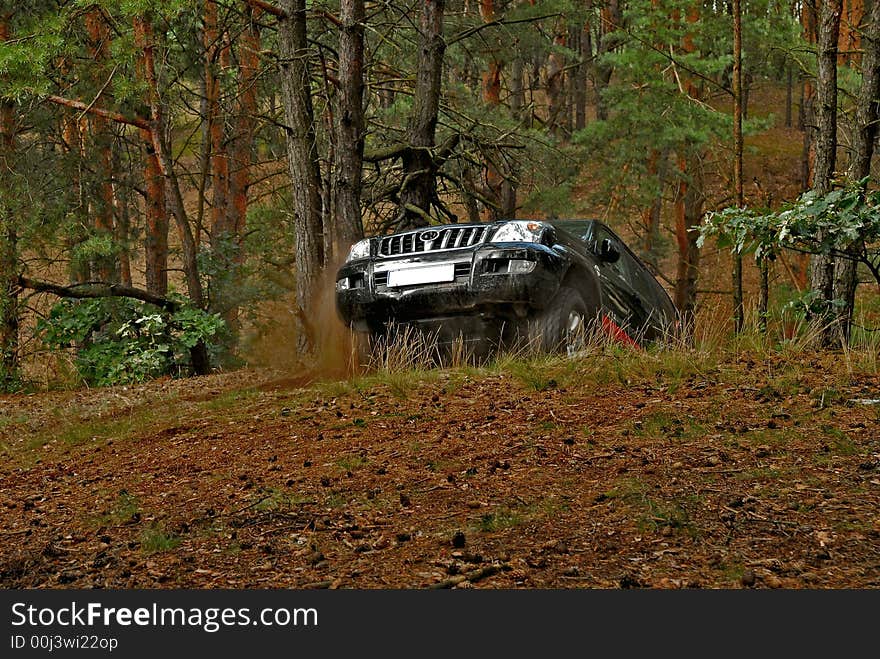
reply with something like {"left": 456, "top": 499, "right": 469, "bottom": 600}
{"left": 593, "top": 227, "right": 633, "bottom": 282}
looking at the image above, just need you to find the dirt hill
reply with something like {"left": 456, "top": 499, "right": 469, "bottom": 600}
{"left": 2, "top": 344, "right": 878, "bottom": 589}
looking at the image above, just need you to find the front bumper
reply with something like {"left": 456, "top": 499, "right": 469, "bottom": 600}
{"left": 335, "top": 243, "right": 567, "bottom": 332}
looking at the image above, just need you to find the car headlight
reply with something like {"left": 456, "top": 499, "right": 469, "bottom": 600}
{"left": 346, "top": 238, "right": 371, "bottom": 262}
{"left": 491, "top": 221, "right": 547, "bottom": 243}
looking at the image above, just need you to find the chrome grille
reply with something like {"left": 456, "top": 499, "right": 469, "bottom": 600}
{"left": 378, "top": 226, "right": 488, "bottom": 257}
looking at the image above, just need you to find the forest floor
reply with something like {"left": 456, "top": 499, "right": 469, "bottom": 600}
{"left": 2, "top": 343, "right": 879, "bottom": 590}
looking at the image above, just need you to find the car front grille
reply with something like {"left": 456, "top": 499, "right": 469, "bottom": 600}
{"left": 378, "top": 226, "right": 489, "bottom": 257}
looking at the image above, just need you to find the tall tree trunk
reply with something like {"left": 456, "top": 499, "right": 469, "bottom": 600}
{"left": 332, "top": 0, "right": 365, "bottom": 262}
{"left": 673, "top": 154, "right": 703, "bottom": 329}
{"left": 135, "top": 14, "right": 210, "bottom": 374}
{"left": 86, "top": 9, "right": 117, "bottom": 283}
{"left": 206, "top": 0, "right": 230, "bottom": 243}
{"left": 834, "top": 0, "right": 880, "bottom": 342}
{"left": 574, "top": 12, "right": 591, "bottom": 131}
{"left": 546, "top": 26, "right": 567, "bottom": 137}
{"left": 785, "top": 62, "right": 793, "bottom": 128}
{"left": 641, "top": 149, "right": 666, "bottom": 269}
{"left": 278, "top": 0, "right": 325, "bottom": 350}
{"left": 111, "top": 147, "right": 132, "bottom": 287}
{"left": 397, "top": 0, "right": 446, "bottom": 230}
{"left": 0, "top": 12, "right": 17, "bottom": 387}
{"left": 62, "top": 114, "right": 91, "bottom": 284}
{"left": 141, "top": 128, "right": 169, "bottom": 295}
{"left": 732, "top": 0, "right": 745, "bottom": 333}
{"left": 672, "top": 3, "right": 703, "bottom": 332}
{"left": 808, "top": 0, "right": 843, "bottom": 346}
{"left": 593, "top": 0, "right": 622, "bottom": 120}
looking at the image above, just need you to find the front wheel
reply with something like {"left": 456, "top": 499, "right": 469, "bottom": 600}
{"left": 524, "top": 286, "right": 589, "bottom": 355}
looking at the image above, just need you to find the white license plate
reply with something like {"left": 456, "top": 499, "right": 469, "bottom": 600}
{"left": 386, "top": 263, "right": 456, "bottom": 288}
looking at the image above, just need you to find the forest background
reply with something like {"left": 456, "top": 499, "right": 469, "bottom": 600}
{"left": 0, "top": 0, "right": 878, "bottom": 390}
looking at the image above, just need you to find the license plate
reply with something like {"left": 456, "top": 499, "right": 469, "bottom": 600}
{"left": 386, "top": 263, "right": 456, "bottom": 288}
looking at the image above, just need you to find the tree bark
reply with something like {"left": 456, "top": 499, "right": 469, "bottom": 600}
{"left": 732, "top": 0, "right": 745, "bottom": 333}
{"left": 85, "top": 9, "right": 117, "bottom": 283}
{"left": 278, "top": 0, "right": 325, "bottom": 350}
{"left": 135, "top": 14, "right": 210, "bottom": 374}
{"left": 673, "top": 154, "right": 703, "bottom": 329}
{"left": 141, "top": 128, "right": 168, "bottom": 295}
{"left": 396, "top": 0, "right": 446, "bottom": 230}
{"left": 808, "top": 0, "right": 842, "bottom": 346}
{"left": 0, "top": 13, "right": 17, "bottom": 387}
{"left": 641, "top": 149, "right": 666, "bottom": 269}
{"left": 834, "top": 0, "right": 880, "bottom": 342}
{"left": 672, "top": 3, "right": 703, "bottom": 332}
{"left": 593, "top": 0, "right": 622, "bottom": 120}
{"left": 332, "top": 0, "right": 366, "bottom": 262}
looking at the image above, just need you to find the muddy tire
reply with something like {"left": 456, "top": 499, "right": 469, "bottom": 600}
{"left": 524, "top": 286, "right": 588, "bottom": 355}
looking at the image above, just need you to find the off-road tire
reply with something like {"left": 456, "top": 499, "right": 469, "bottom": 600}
{"left": 524, "top": 286, "right": 588, "bottom": 355}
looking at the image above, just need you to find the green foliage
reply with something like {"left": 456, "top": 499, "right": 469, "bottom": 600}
{"left": 38, "top": 298, "right": 224, "bottom": 387}
{"left": 700, "top": 181, "right": 880, "bottom": 267}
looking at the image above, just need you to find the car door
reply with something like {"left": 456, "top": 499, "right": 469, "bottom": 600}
{"left": 589, "top": 226, "right": 653, "bottom": 336}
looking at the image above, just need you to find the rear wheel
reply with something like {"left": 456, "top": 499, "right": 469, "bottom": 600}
{"left": 524, "top": 286, "right": 588, "bottom": 355}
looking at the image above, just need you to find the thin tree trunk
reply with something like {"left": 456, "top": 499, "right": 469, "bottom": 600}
{"left": 574, "top": 14, "right": 590, "bottom": 131}
{"left": 141, "top": 128, "right": 168, "bottom": 295}
{"left": 672, "top": 3, "right": 703, "bottom": 332}
{"left": 332, "top": 0, "right": 366, "bottom": 262}
{"left": 808, "top": 0, "right": 843, "bottom": 346}
{"left": 546, "top": 27, "right": 567, "bottom": 138}
{"left": 135, "top": 14, "right": 210, "bottom": 374}
{"left": 593, "top": 0, "right": 622, "bottom": 120}
{"left": 0, "top": 13, "right": 17, "bottom": 386}
{"left": 641, "top": 149, "right": 665, "bottom": 267}
{"left": 758, "top": 255, "right": 770, "bottom": 333}
{"left": 86, "top": 9, "right": 117, "bottom": 283}
{"left": 278, "top": 0, "right": 325, "bottom": 350}
{"left": 834, "top": 0, "right": 880, "bottom": 343}
{"left": 134, "top": 23, "right": 167, "bottom": 297}
{"left": 673, "top": 154, "right": 702, "bottom": 328}
{"left": 785, "top": 62, "right": 793, "bottom": 128}
{"left": 510, "top": 57, "right": 524, "bottom": 119}
{"left": 397, "top": 0, "right": 446, "bottom": 230}
{"left": 733, "top": 0, "right": 745, "bottom": 333}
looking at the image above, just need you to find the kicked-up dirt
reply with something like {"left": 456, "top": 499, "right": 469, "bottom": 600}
{"left": 1, "top": 348, "right": 879, "bottom": 589}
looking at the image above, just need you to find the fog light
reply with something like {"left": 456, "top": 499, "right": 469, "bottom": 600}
{"left": 508, "top": 259, "right": 536, "bottom": 274}
{"left": 336, "top": 278, "right": 350, "bottom": 291}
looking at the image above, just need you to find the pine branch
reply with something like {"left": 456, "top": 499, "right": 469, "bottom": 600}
{"left": 18, "top": 277, "right": 181, "bottom": 312}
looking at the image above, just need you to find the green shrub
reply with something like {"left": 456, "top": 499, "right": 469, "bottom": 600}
{"left": 38, "top": 297, "right": 224, "bottom": 386}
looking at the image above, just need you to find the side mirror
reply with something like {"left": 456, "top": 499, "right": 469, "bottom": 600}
{"left": 599, "top": 238, "right": 620, "bottom": 263}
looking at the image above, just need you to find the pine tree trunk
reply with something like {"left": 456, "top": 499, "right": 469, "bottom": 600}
{"left": 135, "top": 14, "right": 209, "bottom": 374}
{"left": 672, "top": 3, "right": 703, "bottom": 333}
{"left": 641, "top": 149, "right": 666, "bottom": 268}
{"left": 62, "top": 115, "right": 91, "bottom": 284}
{"left": 141, "top": 128, "right": 168, "bottom": 295}
{"left": 673, "top": 154, "right": 703, "bottom": 329}
{"left": 86, "top": 10, "right": 117, "bottom": 283}
{"left": 0, "top": 14, "right": 18, "bottom": 386}
{"left": 593, "top": 0, "right": 621, "bottom": 120}
{"left": 834, "top": 0, "right": 880, "bottom": 343}
{"left": 808, "top": 0, "right": 842, "bottom": 346}
{"left": 397, "top": 0, "right": 446, "bottom": 230}
{"left": 574, "top": 15, "right": 590, "bottom": 131}
{"left": 732, "top": 0, "right": 745, "bottom": 333}
{"left": 332, "top": 0, "right": 365, "bottom": 261}
{"left": 278, "top": 0, "right": 325, "bottom": 350}
{"left": 785, "top": 63, "right": 793, "bottom": 128}
{"left": 546, "top": 27, "right": 567, "bottom": 138}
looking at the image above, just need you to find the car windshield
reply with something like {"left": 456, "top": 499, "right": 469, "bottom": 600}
{"left": 546, "top": 219, "right": 595, "bottom": 242}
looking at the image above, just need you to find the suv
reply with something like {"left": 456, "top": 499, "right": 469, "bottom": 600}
{"left": 335, "top": 219, "right": 678, "bottom": 355}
